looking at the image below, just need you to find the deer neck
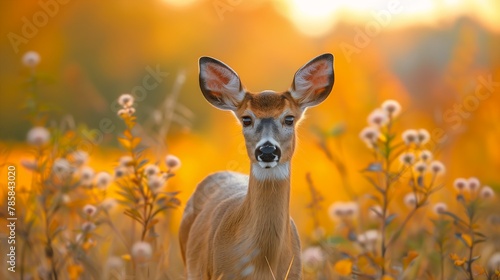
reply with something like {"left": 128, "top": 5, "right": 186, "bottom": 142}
{"left": 240, "top": 162, "right": 291, "bottom": 266}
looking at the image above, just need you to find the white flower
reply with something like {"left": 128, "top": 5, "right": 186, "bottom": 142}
{"left": 343, "top": 202, "right": 359, "bottom": 217}
{"left": 27, "top": 127, "right": 50, "bottom": 146}
{"left": 302, "top": 246, "right": 324, "bottom": 268}
{"left": 21, "top": 159, "right": 37, "bottom": 171}
{"left": 83, "top": 204, "right": 97, "bottom": 217}
{"left": 359, "top": 126, "right": 380, "bottom": 148}
{"left": 148, "top": 175, "right": 165, "bottom": 191}
{"left": 453, "top": 178, "right": 468, "bottom": 192}
{"left": 357, "top": 229, "right": 379, "bottom": 244}
{"left": 404, "top": 193, "right": 418, "bottom": 208}
{"left": 79, "top": 166, "right": 94, "bottom": 187}
{"left": 71, "top": 151, "right": 88, "bottom": 167}
{"left": 416, "top": 129, "right": 430, "bottom": 145}
{"left": 118, "top": 94, "right": 134, "bottom": 108}
{"left": 37, "top": 265, "right": 50, "bottom": 279}
{"left": 399, "top": 153, "right": 415, "bottom": 165}
{"left": 165, "top": 155, "right": 181, "bottom": 171}
{"left": 119, "top": 156, "right": 134, "bottom": 167}
{"left": 62, "top": 194, "right": 71, "bottom": 204}
{"left": 22, "top": 51, "right": 40, "bottom": 68}
{"left": 100, "top": 198, "right": 117, "bottom": 211}
{"left": 357, "top": 229, "right": 379, "bottom": 252}
{"left": 328, "top": 201, "right": 358, "bottom": 220}
{"left": 117, "top": 109, "right": 128, "bottom": 117}
{"left": 81, "top": 222, "right": 96, "bottom": 232}
{"left": 488, "top": 252, "right": 500, "bottom": 270}
{"left": 131, "top": 241, "right": 153, "bottom": 263}
{"left": 480, "top": 186, "right": 495, "bottom": 200}
{"left": 52, "top": 158, "right": 72, "bottom": 178}
{"left": 419, "top": 150, "right": 433, "bottom": 162}
{"left": 367, "top": 109, "right": 389, "bottom": 127}
{"left": 413, "top": 161, "right": 427, "bottom": 174}
{"left": 106, "top": 256, "right": 124, "bottom": 269}
{"left": 144, "top": 164, "right": 160, "bottom": 177}
{"left": 127, "top": 107, "right": 136, "bottom": 115}
{"left": 114, "top": 166, "right": 129, "bottom": 179}
{"left": 433, "top": 202, "right": 447, "bottom": 215}
{"left": 95, "top": 172, "right": 112, "bottom": 190}
{"left": 328, "top": 202, "right": 344, "bottom": 221}
{"left": 430, "top": 161, "right": 446, "bottom": 175}
{"left": 381, "top": 100, "right": 401, "bottom": 117}
{"left": 402, "top": 129, "right": 418, "bottom": 145}
{"left": 467, "top": 177, "right": 480, "bottom": 193}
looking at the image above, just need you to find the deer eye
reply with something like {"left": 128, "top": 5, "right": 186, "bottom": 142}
{"left": 242, "top": 116, "right": 252, "bottom": 127}
{"left": 284, "top": 115, "right": 294, "bottom": 126}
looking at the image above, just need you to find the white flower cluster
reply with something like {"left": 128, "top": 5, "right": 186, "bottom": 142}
{"left": 453, "top": 177, "right": 495, "bottom": 199}
{"left": 301, "top": 246, "right": 324, "bottom": 269}
{"left": 359, "top": 100, "right": 401, "bottom": 148}
{"left": 328, "top": 201, "right": 359, "bottom": 221}
{"left": 145, "top": 155, "right": 181, "bottom": 193}
{"left": 357, "top": 229, "right": 380, "bottom": 252}
{"left": 117, "top": 94, "right": 136, "bottom": 117}
{"left": 401, "top": 128, "right": 430, "bottom": 146}
{"left": 399, "top": 150, "right": 446, "bottom": 176}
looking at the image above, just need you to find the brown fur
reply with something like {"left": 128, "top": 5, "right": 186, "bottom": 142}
{"left": 180, "top": 53, "right": 334, "bottom": 280}
{"left": 180, "top": 171, "right": 301, "bottom": 279}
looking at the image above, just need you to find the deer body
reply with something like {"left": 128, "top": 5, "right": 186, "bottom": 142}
{"left": 180, "top": 54, "right": 335, "bottom": 279}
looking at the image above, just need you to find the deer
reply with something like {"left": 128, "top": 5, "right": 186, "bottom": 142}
{"left": 179, "top": 53, "right": 335, "bottom": 279}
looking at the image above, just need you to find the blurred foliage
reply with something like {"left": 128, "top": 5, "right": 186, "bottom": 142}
{"left": 0, "top": 0, "right": 500, "bottom": 279}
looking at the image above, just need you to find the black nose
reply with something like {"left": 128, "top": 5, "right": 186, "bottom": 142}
{"left": 255, "top": 141, "right": 281, "bottom": 163}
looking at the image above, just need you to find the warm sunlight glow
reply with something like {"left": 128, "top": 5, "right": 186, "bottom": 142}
{"left": 161, "top": 0, "right": 199, "bottom": 8}
{"left": 275, "top": 0, "right": 500, "bottom": 37}
{"left": 275, "top": 0, "right": 340, "bottom": 37}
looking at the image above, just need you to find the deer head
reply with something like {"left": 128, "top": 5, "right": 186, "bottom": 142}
{"left": 199, "top": 54, "right": 334, "bottom": 179}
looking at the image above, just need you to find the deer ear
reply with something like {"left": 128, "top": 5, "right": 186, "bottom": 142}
{"left": 199, "top": 57, "right": 245, "bottom": 111}
{"left": 290, "top": 53, "right": 334, "bottom": 109}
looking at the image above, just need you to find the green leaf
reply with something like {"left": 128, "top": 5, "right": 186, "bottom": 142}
{"left": 441, "top": 211, "right": 468, "bottom": 227}
{"left": 366, "top": 194, "right": 381, "bottom": 203}
{"left": 326, "top": 236, "right": 348, "bottom": 245}
{"left": 469, "top": 255, "right": 481, "bottom": 263}
{"left": 137, "top": 159, "right": 149, "bottom": 169}
{"left": 151, "top": 206, "right": 169, "bottom": 218}
{"left": 385, "top": 214, "right": 398, "bottom": 226}
{"left": 124, "top": 208, "right": 143, "bottom": 222}
{"left": 474, "top": 231, "right": 487, "bottom": 238}
{"left": 364, "top": 162, "right": 383, "bottom": 172}
{"left": 417, "top": 175, "right": 424, "bottom": 187}
{"left": 473, "top": 239, "right": 486, "bottom": 245}
{"left": 455, "top": 233, "right": 472, "bottom": 248}
{"left": 363, "top": 175, "right": 385, "bottom": 194}
{"left": 116, "top": 189, "right": 137, "bottom": 202}
{"left": 329, "top": 123, "right": 346, "bottom": 137}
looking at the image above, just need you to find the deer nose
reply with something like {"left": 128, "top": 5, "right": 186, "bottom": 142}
{"left": 255, "top": 141, "right": 281, "bottom": 163}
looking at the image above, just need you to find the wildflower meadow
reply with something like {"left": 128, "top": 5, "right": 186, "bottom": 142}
{"left": 1, "top": 1, "right": 500, "bottom": 280}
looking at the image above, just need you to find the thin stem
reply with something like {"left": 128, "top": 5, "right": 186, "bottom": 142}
{"left": 317, "top": 140, "right": 355, "bottom": 200}
{"left": 467, "top": 207, "right": 475, "bottom": 280}
{"left": 440, "top": 242, "right": 445, "bottom": 280}
{"left": 386, "top": 207, "right": 419, "bottom": 248}
{"left": 45, "top": 206, "right": 58, "bottom": 280}
{"left": 380, "top": 120, "right": 393, "bottom": 276}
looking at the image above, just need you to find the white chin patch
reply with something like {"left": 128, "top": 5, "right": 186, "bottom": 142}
{"left": 252, "top": 162, "right": 290, "bottom": 181}
{"left": 258, "top": 161, "right": 278, "bottom": 169}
